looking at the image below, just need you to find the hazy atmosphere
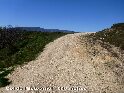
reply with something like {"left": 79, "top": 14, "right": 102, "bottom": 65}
{"left": 0, "top": 0, "right": 124, "bottom": 32}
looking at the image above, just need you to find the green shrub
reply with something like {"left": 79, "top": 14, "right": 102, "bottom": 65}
{"left": 0, "top": 30, "right": 68, "bottom": 87}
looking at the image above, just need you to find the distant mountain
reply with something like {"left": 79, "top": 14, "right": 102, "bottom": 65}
{"left": 14, "top": 27, "right": 75, "bottom": 33}
{"left": 15, "top": 27, "right": 42, "bottom": 31}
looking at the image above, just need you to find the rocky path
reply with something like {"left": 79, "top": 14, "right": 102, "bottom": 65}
{"left": 0, "top": 33, "right": 124, "bottom": 93}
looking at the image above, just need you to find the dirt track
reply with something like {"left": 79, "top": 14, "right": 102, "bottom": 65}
{"left": 0, "top": 33, "right": 124, "bottom": 93}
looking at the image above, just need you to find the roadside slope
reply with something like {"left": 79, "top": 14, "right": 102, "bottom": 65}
{"left": 0, "top": 33, "right": 124, "bottom": 93}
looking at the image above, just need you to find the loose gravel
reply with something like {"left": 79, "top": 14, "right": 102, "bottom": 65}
{"left": 0, "top": 33, "right": 124, "bottom": 93}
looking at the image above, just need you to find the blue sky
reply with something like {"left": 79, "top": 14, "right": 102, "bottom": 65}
{"left": 0, "top": 0, "right": 124, "bottom": 32}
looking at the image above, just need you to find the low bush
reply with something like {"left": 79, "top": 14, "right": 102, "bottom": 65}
{"left": 0, "top": 29, "right": 68, "bottom": 87}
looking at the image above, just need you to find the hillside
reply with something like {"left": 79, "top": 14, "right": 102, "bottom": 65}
{"left": 0, "top": 30, "right": 67, "bottom": 68}
{"left": 0, "top": 28, "right": 68, "bottom": 87}
{"left": 0, "top": 23, "right": 124, "bottom": 93}
{"left": 89, "top": 23, "right": 124, "bottom": 50}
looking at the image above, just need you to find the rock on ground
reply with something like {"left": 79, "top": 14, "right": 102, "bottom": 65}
{"left": 0, "top": 33, "right": 124, "bottom": 93}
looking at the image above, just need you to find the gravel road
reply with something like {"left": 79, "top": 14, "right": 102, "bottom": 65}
{"left": 0, "top": 33, "right": 124, "bottom": 93}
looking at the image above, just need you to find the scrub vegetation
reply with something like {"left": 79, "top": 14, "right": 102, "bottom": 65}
{"left": 0, "top": 27, "right": 68, "bottom": 87}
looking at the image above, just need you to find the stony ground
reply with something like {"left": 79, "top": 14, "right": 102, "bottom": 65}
{"left": 0, "top": 33, "right": 124, "bottom": 93}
